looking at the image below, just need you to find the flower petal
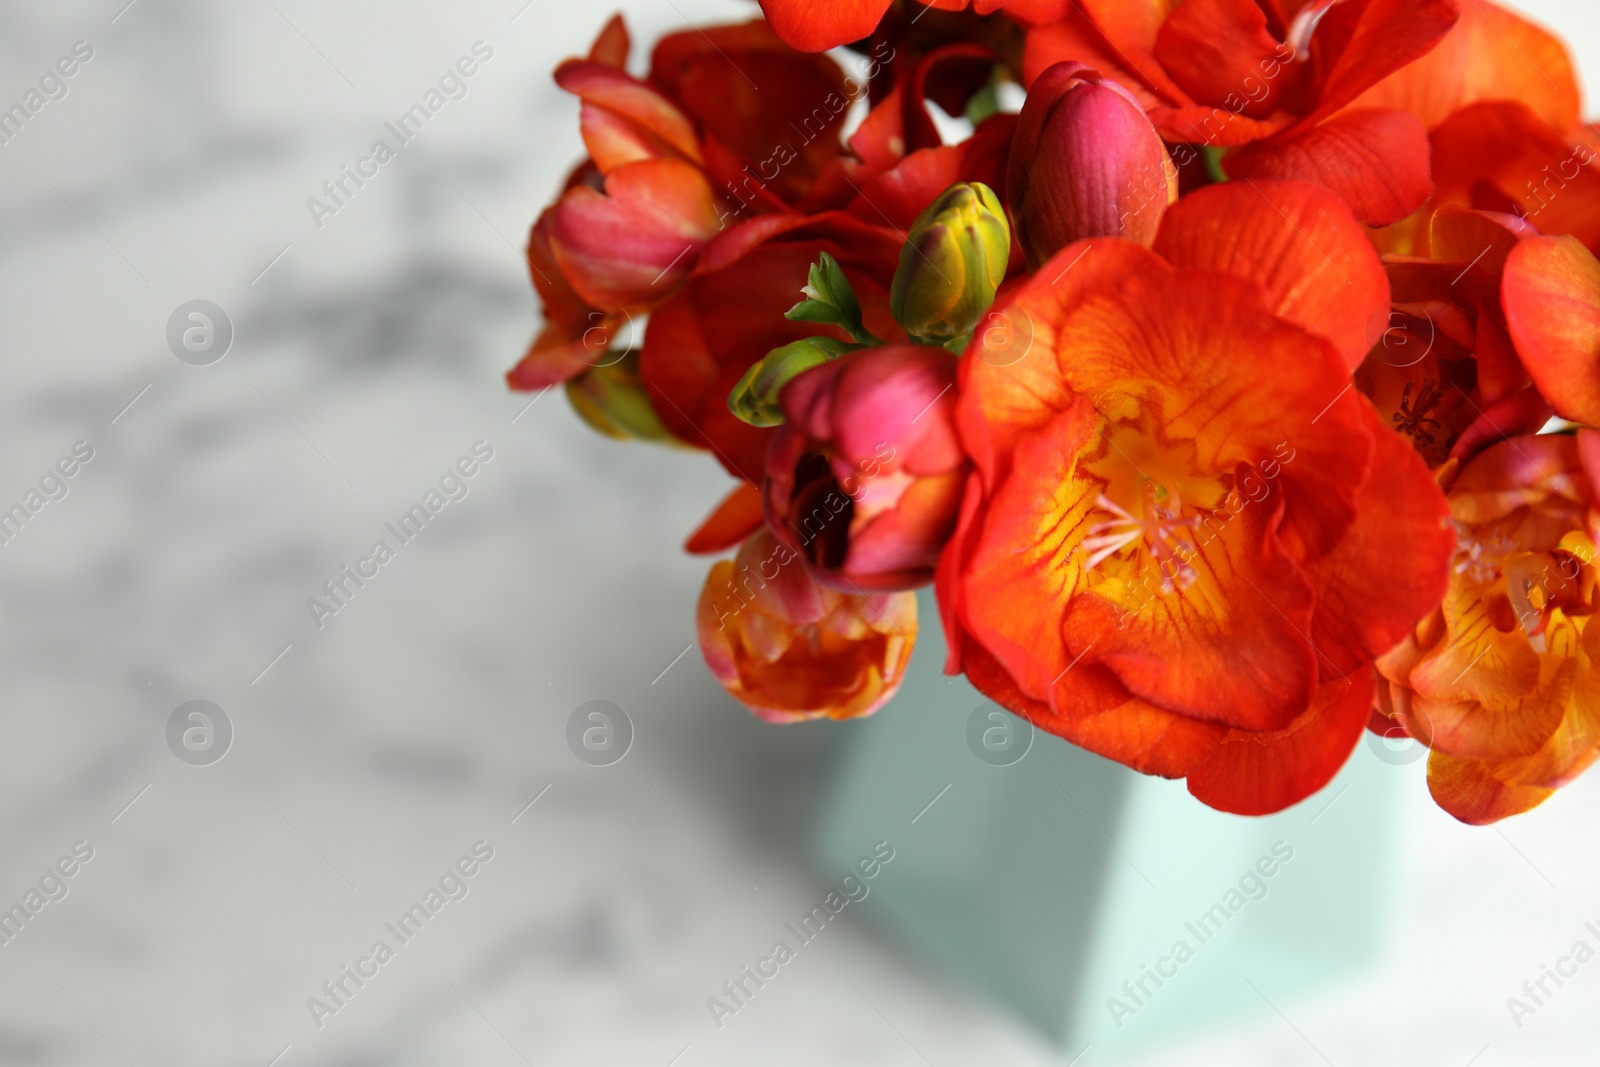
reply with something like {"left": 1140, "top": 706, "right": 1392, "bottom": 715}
{"left": 957, "top": 238, "right": 1171, "bottom": 492}
{"left": 960, "top": 634, "right": 1228, "bottom": 778}
{"left": 1186, "top": 673, "right": 1374, "bottom": 815}
{"left": 651, "top": 20, "right": 852, "bottom": 202}
{"left": 1049, "top": 269, "right": 1371, "bottom": 563}
{"left": 1449, "top": 388, "right": 1555, "bottom": 464}
{"left": 507, "top": 207, "right": 619, "bottom": 390}
{"left": 1428, "top": 103, "right": 1600, "bottom": 251}
{"left": 985, "top": 0, "right": 1072, "bottom": 21}
{"left": 1009, "top": 66, "right": 1178, "bottom": 265}
{"left": 1224, "top": 108, "right": 1434, "bottom": 226}
{"left": 1152, "top": 0, "right": 1295, "bottom": 116}
{"left": 554, "top": 60, "right": 703, "bottom": 172}
{"left": 846, "top": 146, "right": 967, "bottom": 233}
{"left": 1427, "top": 749, "right": 1554, "bottom": 824}
{"left": 549, "top": 159, "right": 720, "bottom": 312}
{"left": 1149, "top": 105, "right": 1295, "bottom": 148}
{"left": 1306, "top": 398, "right": 1454, "bottom": 679}
{"left": 1353, "top": 0, "right": 1580, "bottom": 133}
{"left": 960, "top": 404, "right": 1101, "bottom": 700}
{"left": 1155, "top": 178, "right": 1390, "bottom": 369}
{"left": 685, "top": 484, "right": 766, "bottom": 555}
{"left": 1306, "top": 0, "right": 1461, "bottom": 124}
{"left": 641, "top": 291, "right": 774, "bottom": 483}
{"left": 1023, "top": 15, "right": 1180, "bottom": 110}
{"left": 640, "top": 213, "right": 903, "bottom": 483}
{"left": 755, "top": 0, "right": 893, "bottom": 52}
{"left": 1478, "top": 615, "right": 1600, "bottom": 788}
{"left": 1428, "top": 204, "right": 1529, "bottom": 295}
{"left": 1502, "top": 235, "right": 1600, "bottom": 426}
{"left": 698, "top": 529, "right": 918, "bottom": 721}
{"left": 935, "top": 470, "right": 985, "bottom": 674}
{"left": 902, "top": 43, "right": 1004, "bottom": 155}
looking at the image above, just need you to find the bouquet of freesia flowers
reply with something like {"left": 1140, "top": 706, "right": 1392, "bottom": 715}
{"left": 510, "top": 0, "right": 1600, "bottom": 825}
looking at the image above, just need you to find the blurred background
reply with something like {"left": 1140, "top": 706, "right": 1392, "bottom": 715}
{"left": 0, "top": 1, "right": 1597, "bottom": 1064}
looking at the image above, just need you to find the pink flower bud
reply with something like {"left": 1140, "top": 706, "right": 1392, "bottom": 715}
{"left": 764, "top": 344, "right": 967, "bottom": 592}
{"left": 1007, "top": 62, "right": 1178, "bottom": 269}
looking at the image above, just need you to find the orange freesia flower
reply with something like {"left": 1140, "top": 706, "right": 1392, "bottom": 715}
{"left": 1024, "top": 0, "right": 1461, "bottom": 225}
{"left": 1355, "top": 205, "right": 1600, "bottom": 823}
{"left": 698, "top": 527, "right": 918, "bottom": 722}
{"left": 1358, "top": 1, "right": 1600, "bottom": 255}
{"left": 938, "top": 178, "right": 1454, "bottom": 814}
{"left": 1356, "top": 0, "right": 1579, "bottom": 133}
{"left": 1359, "top": 205, "right": 1550, "bottom": 467}
{"left": 1360, "top": 205, "right": 1600, "bottom": 456}
{"left": 1376, "top": 432, "right": 1600, "bottom": 824}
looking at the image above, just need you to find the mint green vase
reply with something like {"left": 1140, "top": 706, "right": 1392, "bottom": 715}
{"left": 814, "top": 591, "right": 1401, "bottom": 1054}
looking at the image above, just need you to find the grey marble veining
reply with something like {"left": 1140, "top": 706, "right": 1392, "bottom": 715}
{"left": 0, "top": 1, "right": 1598, "bottom": 1065}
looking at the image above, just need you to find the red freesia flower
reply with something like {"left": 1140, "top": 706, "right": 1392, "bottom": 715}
{"left": 1025, "top": 0, "right": 1462, "bottom": 225}
{"left": 938, "top": 179, "right": 1454, "bottom": 814}
{"left": 765, "top": 344, "right": 968, "bottom": 591}
{"left": 757, "top": 0, "right": 1070, "bottom": 53}
{"left": 650, "top": 20, "right": 861, "bottom": 215}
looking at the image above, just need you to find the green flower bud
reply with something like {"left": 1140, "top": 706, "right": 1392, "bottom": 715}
{"left": 566, "top": 351, "right": 682, "bottom": 445}
{"left": 889, "top": 182, "right": 1010, "bottom": 348}
{"left": 727, "top": 336, "right": 852, "bottom": 427}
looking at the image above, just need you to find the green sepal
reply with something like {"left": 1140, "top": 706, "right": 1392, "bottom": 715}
{"left": 566, "top": 351, "right": 686, "bottom": 446}
{"left": 785, "top": 252, "right": 879, "bottom": 345}
{"left": 727, "top": 336, "right": 854, "bottom": 427}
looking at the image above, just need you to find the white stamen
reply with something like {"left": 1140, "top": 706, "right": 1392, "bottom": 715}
{"left": 1287, "top": 0, "right": 1340, "bottom": 61}
{"left": 1080, "top": 489, "right": 1201, "bottom": 591}
{"left": 1082, "top": 530, "right": 1145, "bottom": 572}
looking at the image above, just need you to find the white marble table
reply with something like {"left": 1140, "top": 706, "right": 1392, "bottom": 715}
{"left": 0, "top": 1, "right": 1597, "bottom": 1064}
